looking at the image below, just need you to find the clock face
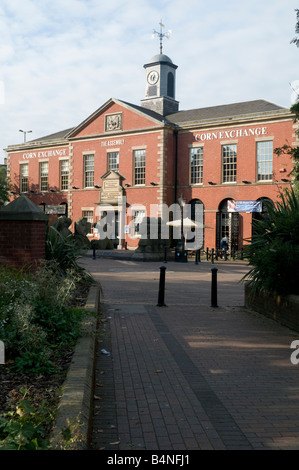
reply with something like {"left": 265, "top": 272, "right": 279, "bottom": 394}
{"left": 147, "top": 70, "right": 159, "bottom": 85}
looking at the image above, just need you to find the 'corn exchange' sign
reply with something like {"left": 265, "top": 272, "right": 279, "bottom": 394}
{"left": 195, "top": 126, "right": 268, "bottom": 142}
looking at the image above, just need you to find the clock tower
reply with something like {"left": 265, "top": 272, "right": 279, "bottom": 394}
{"left": 141, "top": 22, "right": 179, "bottom": 116}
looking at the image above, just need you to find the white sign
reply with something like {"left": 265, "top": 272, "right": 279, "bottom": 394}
{"left": 101, "top": 139, "right": 125, "bottom": 147}
{"left": 195, "top": 126, "right": 268, "bottom": 142}
{"left": 22, "top": 148, "right": 68, "bottom": 159}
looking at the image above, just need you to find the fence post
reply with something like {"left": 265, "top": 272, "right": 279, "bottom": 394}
{"left": 157, "top": 266, "right": 167, "bottom": 307}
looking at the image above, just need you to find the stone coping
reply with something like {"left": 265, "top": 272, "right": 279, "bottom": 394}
{"left": 50, "top": 282, "right": 100, "bottom": 450}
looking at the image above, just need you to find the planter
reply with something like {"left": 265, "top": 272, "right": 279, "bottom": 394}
{"left": 245, "top": 283, "right": 299, "bottom": 332}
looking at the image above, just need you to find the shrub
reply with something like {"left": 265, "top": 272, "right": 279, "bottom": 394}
{"left": 0, "top": 388, "right": 51, "bottom": 450}
{"left": 45, "top": 225, "right": 85, "bottom": 276}
{"left": 243, "top": 188, "right": 299, "bottom": 296}
{"left": 0, "top": 261, "right": 88, "bottom": 375}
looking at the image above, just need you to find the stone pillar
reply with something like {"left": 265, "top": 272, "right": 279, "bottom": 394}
{"left": 0, "top": 195, "right": 48, "bottom": 270}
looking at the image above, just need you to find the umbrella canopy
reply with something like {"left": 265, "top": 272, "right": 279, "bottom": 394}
{"left": 166, "top": 217, "right": 212, "bottom": 229}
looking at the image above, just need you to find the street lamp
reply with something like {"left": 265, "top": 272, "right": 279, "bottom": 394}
{"left": 178, "top": 193, "right": 186, "bottom": 249}
{"left": 19, "top": 129, "right": 32, "bottom": 142}
{"left": 176, "top": 193, "right": 187, "bottom": 262}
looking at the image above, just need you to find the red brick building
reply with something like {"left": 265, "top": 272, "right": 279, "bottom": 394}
{"left": 5, "top": 51, "right": 297, "bottom": 251}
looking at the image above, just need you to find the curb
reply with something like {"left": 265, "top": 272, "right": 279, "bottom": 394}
{"left": 50, "top": 282, "right": 100, "bottom": 450}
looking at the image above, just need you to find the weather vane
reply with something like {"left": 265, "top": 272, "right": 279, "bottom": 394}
{"left": 152, "top": 20, "right": 172, "bottom": 54}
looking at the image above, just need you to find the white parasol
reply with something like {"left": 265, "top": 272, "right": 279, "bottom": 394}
{"left": 166, "top": 217, "right": 212, "bottom": 229}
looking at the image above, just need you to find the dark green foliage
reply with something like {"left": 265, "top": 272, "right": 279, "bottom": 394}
{"left": 45, "top": 225, "right": 84, "bottom": 275}
{"left": 274, "top": 102, "right": 299, "bottom": 198}
{"left": 243, "top": 188, "right": 299, "bottom": 296}
{"left": 291, "top": 8, "right": 299, "bottom": 47}
{"left": 0, "top": 262, "right": 88, "bottom": 375}
{"left": 0, "top": 166, "right": 11, "bottom": 207}
{"left": 0, "top": 389, "right": 51, "bottom": 450}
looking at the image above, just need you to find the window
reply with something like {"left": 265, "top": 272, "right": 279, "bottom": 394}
{"left": 20, "top": 164, "right": 29, "bottom": 193}
{"left": 257, "top": 141, "right": 273, "bottom": 181}
{"left": 107, "top": 152, "right": 119, "bottom": 171}
{"left": 60, "top": 160, "right": 69, "bottom": 190}
{"left": 222, "top": 144, "right": 237, "bottom": 183}
{"left": 190, "top": 147, "right": 203, "bottom": 184}
{"left": 134, "top": 149, "right": 146, "bottom": 185}
{"left": 84, "top": 154, "right": 94, "bottom": 187}
{"left": 132, "top": 209, "right": 145, "bottom": 237}
{"left": 82, "top": 210, "right": 93, "bottom": 225}
{"left": 39, "top": 162, "right": 48, "bottom": 191}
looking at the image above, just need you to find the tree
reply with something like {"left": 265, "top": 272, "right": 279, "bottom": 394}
{"left": 291, "top": 8, "right": 299, "bottom": 47}
{"left": 0, "top": 166, "right": 11, "bottom": 207}
{"left": 273, "top": 10, "right": 299, "bottom": 194}
{"left": 274, "top": 103, "right": 299, "bottom": 197}
{"left": 243, "top": 188, "right": 299, "bottom": 296}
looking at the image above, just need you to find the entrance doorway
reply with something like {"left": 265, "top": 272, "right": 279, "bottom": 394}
{"left": 216, "top": 199, "right": 239, "bottom": 252}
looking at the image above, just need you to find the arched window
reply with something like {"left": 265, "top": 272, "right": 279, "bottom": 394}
{"left": 185, "top": 199, "right": 204, "bottom": 250}
{"left": 60, "top": 202, "right": 68, "bottom": 217}
{"left": 252, "top": 197, "right": 274, "bottom": 237}
{"left": 216, "top": 198, "right": 239, "bottom": 252}
{"left": 167, "top": 72, "right": 174, "bottom": 98}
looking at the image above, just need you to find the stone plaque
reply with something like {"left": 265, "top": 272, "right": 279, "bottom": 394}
{"left": 105, "top": 113, "right": 122, "bottom": 132}
{"left": 99, "top": 170, "right": 124, "bottom": 205}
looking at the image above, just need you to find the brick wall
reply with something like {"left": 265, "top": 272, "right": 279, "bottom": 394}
{"left": 0, "top": 219, "right": 47, "bottom": 270}
{"left": 0, "top": 220, "right": 46, "bottom": 269}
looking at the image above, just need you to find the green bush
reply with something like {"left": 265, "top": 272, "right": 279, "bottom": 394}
{"left": 0, "top": 388, "right": 51, "bottom": 450}
{"left": 45, "top": 225, "right": 84, "bottom": 275}
{"left": 243, "top": 188, "right": 299, "bottom": 296}
{"left": 0, "top": 261, "right": 88, "bottom": 375}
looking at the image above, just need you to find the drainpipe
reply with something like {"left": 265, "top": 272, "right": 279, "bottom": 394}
{"left": 174, "top": 128, "right": 178, "bottom": 204}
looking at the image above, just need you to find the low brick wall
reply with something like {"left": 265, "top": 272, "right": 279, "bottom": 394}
{"left": 0, "top": 196, "right": 48, "bottom": 270}
{"left": 245, "top": 283, "right": 299, "bottom": 332}
{"left": 0, "top": 219, "right": 47, "bottom": 269}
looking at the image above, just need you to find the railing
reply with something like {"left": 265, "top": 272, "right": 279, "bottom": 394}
{"left": 187, "top": 247, "right": 245, "bottom": 263}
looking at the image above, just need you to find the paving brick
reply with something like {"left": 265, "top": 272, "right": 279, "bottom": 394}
{"left": 80, "top": 256, "right": 299, "bottom": 451}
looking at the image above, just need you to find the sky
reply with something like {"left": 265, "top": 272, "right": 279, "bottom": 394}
{"left": 0, "top": 0, "right": 298, "bottom": 163}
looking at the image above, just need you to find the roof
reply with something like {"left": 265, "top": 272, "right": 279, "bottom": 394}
{"left": 27, "top": 127, "right": 74, "bottom": 143}
{"left": 166, "top": 99, "right": 287, "bottom": 125}
{"left": 5, "top": 99, "right": 290, "bottom": 150}
{"left": 149, "top": 53, "right": 173, "bottom": 64}
{"left": 118, "top": 99, "right": 168, "bottom": 123}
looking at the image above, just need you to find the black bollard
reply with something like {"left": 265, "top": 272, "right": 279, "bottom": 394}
{"left": 157, "top": 266, "right": 167, "bottom": 307}
{"left": 92, "top": 246, "right": 96, "bottom": 260}
{"left": 211, "top": 267, "right": 218, "bottom": 308}
{"left": 211, "top": 248, "right": 214, "bottom": 264}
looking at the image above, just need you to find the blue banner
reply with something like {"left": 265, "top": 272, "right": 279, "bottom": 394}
{"left": 227, "top": 200, "right": 262, "bottom": 213}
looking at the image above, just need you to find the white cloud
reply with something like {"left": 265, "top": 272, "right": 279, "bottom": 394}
{"left": 0, "top": 0, "right": 298, "bottom": 162}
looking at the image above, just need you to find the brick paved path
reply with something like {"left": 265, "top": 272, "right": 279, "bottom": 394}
{"left": 80, "top": 256, "right": 299, "bottom": 451}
